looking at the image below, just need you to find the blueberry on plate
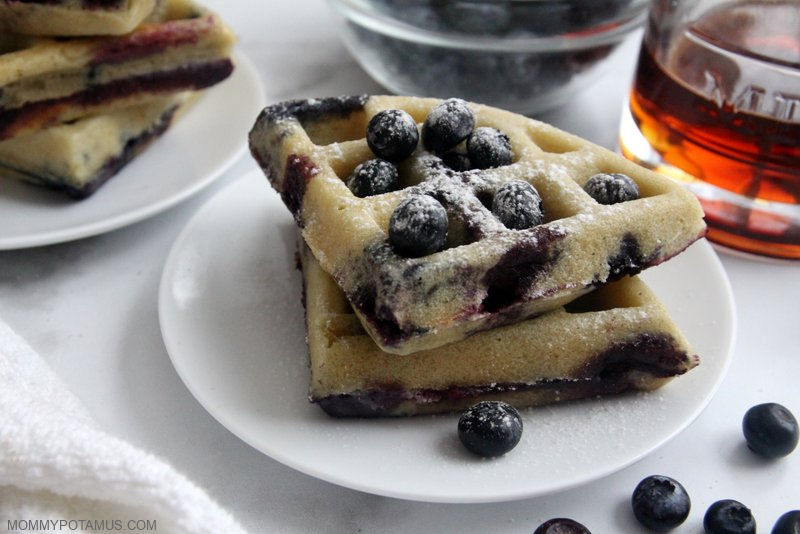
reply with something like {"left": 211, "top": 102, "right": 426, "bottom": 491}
{"left": 631, "top": 475, "right": 691, "bottom": 532}
{"left": 422, "top": 98, "right": 475, "bottom": 154}
{"left": 772, "top": 510, "right": 800, "bottom": 534}
{"left": 492, "top": 180, "right": 544, "bottom": 230}
{"left": 583, "top": 172, "right": 640, "bottom": 204}
{"left": 533, "top": 517, "right": 591, "bottom": 534}
{"left": 389, "top": 194, "right": 448, "bottom": 257}
{"left": 366, "top": 109, "right": 419, "bottom": 162}
{"left": 742, "top": 402, "right": 799, "bottom": 458}
{"left": 467, "top": 126, "right": 513, "bottom": 169}
{"left": 704, "top": 499, "right": 756, "bottom": 534}
{"left": 457, "top": 400, "right": 522, "bottom": 457}
{"left": 346, "top": 158, "right": 399, "bottom": 198}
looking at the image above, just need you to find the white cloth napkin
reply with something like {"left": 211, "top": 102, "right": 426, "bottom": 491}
{"left": 0, "top": 319, "right": 247, "bottom": 534}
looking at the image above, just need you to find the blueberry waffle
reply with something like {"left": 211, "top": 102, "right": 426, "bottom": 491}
{"left": 0, "top": 0, "right": 234, "bottom": 141}
{"left": 0, "top": 0, "right": 162, "bottom": 37}
{"left": 300, "top": 241, "right": 698, "bottom": 417}
{"left": 250, "top": 95, "right": 706, "bottom": 355}
{"left": 0, "top": 93, "right": 190, "bottom": 198}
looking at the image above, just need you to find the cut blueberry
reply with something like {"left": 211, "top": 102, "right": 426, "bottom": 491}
{"left": 366, "top": 109, "right": 419, "bottom": 162}
{"left": 631, "top": 475, "right": 691, "bottom": 532}
{"left": 772, "top": 510, "right": 800, "bottom": 534}
{"left": 457, "top": 400, "right": 522, "bottom": 457}
{"left": 704, "top": 500, "right": 756, "bottom": 534}
{"left": 583, "top": 172, "right": 640, "bottom": 204}
{"left": 422, "top": 98, "right": 475, "bottom": 154}
{"left": 742, "top": 402, "right": 798, "bottom": 458}
{"left": 533, "top": 518, "right": 591, "bottom": 534}
{"left": 389, "top": 194, "right": 448, "bottom": 257}
{"left": 346, "top": 158, "right": 399, "bottom": 198}
{"left": 440, "top": 150, "right": 471, "bottom": 171}
{"left": 467, "top": 127, "right": 513, "bottom": 169}
{"left": 492, "top": 180, "right": 544, "bottom": 230}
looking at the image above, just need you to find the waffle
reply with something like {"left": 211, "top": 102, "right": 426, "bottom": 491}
{"left": 250, "top": 95, "right": 706, "bottom": 355}
{"left": 300, "top": 240, "right": 698, "bottom": 417}
{"left": 0, "top": 94, "right": 191, "bottom": 198}
{"left": 0, "top": 0, "right": 162, "bottom": 37}
{"left": 0, "top": 0, "right": 235, "bottom": 141}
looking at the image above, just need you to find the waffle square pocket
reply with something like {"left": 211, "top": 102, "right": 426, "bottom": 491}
{"left": 250, "top": 95, "right": 706, "bottom": 355}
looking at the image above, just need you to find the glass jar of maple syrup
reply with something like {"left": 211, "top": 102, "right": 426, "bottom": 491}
{"left": 619, "top": 0, "right": 800, "bottom": 259}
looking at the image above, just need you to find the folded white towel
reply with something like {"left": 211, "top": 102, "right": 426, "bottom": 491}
{"left": 0, "top": 319, "right": 246, "bottom": 534}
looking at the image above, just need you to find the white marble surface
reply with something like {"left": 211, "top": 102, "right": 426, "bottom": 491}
{"left": 1, "top": 1, "right": 798, "bottom": 532}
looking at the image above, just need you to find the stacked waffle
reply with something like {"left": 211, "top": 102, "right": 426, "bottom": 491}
{"left": 249, "top": 95, "right": 707, "bottom": 417}
{"left": 0, "top": 0, "right": 235, "bottom": 198}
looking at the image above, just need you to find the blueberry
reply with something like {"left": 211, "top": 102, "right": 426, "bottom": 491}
{"left": 583, "top": 173, "right": 640, "bottom": 204}
{"left": 742, "top": 402, "right": 798, "bottom": 458}
{"left": 467, "top": 127, "right": 513, "bottom": 169}
{"left": 389, "top": 194, "right": 448, "bottom": 257}
{"left": 704, "top": 500, "right": 756, "bottom": 534}
{"left": 492, "top": 180, "right": 544, "bottom": 230}
{"left": 346, "top": 159, "right": 398, "bottom": 198}
{"left": 366, "top": 109, "right": 419, "bottom": 162}
{"left": 457, "top": 400, "right": 522, "bottom": 457}
{"left": 440, "top": 150, "right": 471, "bottom": 171}
{"left": 773, "top": 510, "right": 800, "bottom": 534}
{"left": 533, "top": 518, "right": 591, "bottom": 534}
{"left": 631, "top": 475, "right": 691, "bottom": 532}
{"left": 422, "top": 98, "right": 475, "bottom": 154}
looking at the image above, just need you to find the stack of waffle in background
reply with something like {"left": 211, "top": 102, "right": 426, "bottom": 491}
{"left": 0, "top": 0, "right": 235, "bottom": 198}
{"left": 249, "top": 95, "right": 708, "bottom": 417}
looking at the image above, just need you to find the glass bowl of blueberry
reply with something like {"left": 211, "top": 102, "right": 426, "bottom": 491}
{"left": 327, "top": 0, "right": 648, "bottom": 114}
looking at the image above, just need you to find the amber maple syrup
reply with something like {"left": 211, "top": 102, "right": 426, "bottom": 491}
{"left": 620, "top": 1, "right": 800, "bottom": 258}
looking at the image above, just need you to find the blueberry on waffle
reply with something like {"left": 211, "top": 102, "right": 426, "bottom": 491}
{"left": 250, "top": 95, "right": 706, "bottom": 355}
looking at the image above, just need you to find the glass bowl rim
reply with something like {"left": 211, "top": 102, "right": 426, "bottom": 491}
{"left": 328, "top": 0, "right": 649, "bottom": 52}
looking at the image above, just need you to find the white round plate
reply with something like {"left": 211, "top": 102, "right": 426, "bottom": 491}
{"left": 0, "top": 53, "right": 265, "bottom": 250}
{"left": 159, "top": 170, "right": 736, "bottom": 503}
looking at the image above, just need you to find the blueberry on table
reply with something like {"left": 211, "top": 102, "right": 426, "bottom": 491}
{"left": 492, "top": 180, "right": 544, "bottom": 230}
{"left": 346, "top": 158, "right": 399, "bottom": 198}
{"left": 772, "top": 510, "right": 800, "bottom": 534}
{"left": 457, "top": 400, "right": 522, "bottom": 457}
{"left": 704, "top": 499, "right": 756, "bottom": 534}
{"left": 422, "top": 98, "right": 475, "bottom": 154}
{"left": 366, "top": 109, "right": 419, "bottom": 162}
{"left": 631, "top": 475, "right": 691, "bottom": 532}
{"left": 533, "top": 517, "right": 592, "bottom": 534}
{"left": 389, "top": 194, "right": 448, "bottom": 257}
{"left": 467, "top": 126, "right": 513, "bottom": 169}
{"left": 583, "top": 172, "right": 640, "bottom": 204}
{"left": 742, "top": 402, "right": 799, "bottom": 458}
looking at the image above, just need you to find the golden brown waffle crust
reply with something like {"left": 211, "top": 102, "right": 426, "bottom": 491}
{"left": 0, "top": 94, "right": 192, "bottom": 197}
{"left": 0, "top": 0, "right": 158, "bottom": 37}
{"left": 249, "top": 95, "right": 707, "bottom": 355}
{"left": 0, "top": 0, "right": 235, "bottom": 140}
{"left": 299, "top": 239, "right": 698, "bottom": 418}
